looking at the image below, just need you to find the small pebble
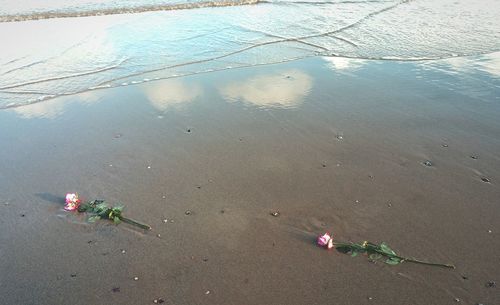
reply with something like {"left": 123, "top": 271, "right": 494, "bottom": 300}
{"left": 355, "top": 200, "right": 359, "bottom": 204}
{"left": 163, "top": 219, "right": 168, "bottom": 223}
{"left": 187, "top": 128, "right": 191, "bottom": 133}
{"left": 423, "top": 160, "right": 433, "bottom": 167}
{"left": 486, "top": 281, "right": 496, "bottom": 288}
{"left": 455, "top": 298, "right": 460, "bottom": 302}
{"left": 336, "top": 134, "right": 343, "bottom": 140}
{"left": 185, "top": 210, "right": 192, "bottom": 215}
{"left": 220, "top": 209, "right": 225, "bottom": 214}
{"left": 162, "top": 195, "right": 166, "bottom": 199}
{"left": 121, "top": 249, "right": 126, "bottom": 254}
{"left": 114, "top": 133, "right": 122, "bottom": 139}
{"left": 270, "top": 211, "right": 280, "bottom": 217}
{"left": 368, "top": 297, "right": 373, "bottom": 300}
{"left": 112, "top": 287, "right": 120, "bottom": 293}
{"left": 202, "top": 258, "right": 208, "bottom": 262}
{"left": 153, "top": 299, "right": 165, "bottom": 304}
{"left": 487, "top": 230, "right": 492, "bottom": 233}
{"left": 481, "top": 177, "right": 490, "bottom": 183}
{"left": 442, "top": 144, "right": 449, "bottom": 147}
{"left": 157, "top": 234, "right": 161, "bottom": 238}
{"left": 70, "top": 273, "right": 77, "bottom": 278}
{"left": 322, "top": 163, "right": 327, "bottom": 168}
{"left": 170, "top": 219, "right": 174, "bottom": 223}
{"left": 20, "top": 214, "right": 25, "bottom": 217}
{"left": 387, "top": 202, "right": 392, "bottom": 207}
{"left": 133, "top": 277, "right": 139, "bottom": 281}
{"left": 205, "top": 290, "right": 211, "bottom": 295}
{"left": 109, "top": 164, "right": 113, "bottom": 167}
{"left": 470, "top": 155, "right": 478, "bottom": 159}
{"left": 147, "top": 165, "right": 151, "bottom": 169}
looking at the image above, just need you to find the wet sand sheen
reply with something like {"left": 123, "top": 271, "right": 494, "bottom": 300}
{"left": 0, "top": 56, "right": 499, "bottom": 305}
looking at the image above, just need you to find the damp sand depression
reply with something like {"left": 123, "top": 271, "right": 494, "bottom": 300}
{"left": 1, "top": 1, "right": 500, "bottom": 305}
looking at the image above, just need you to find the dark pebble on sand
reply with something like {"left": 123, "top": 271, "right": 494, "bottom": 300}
{"left": 481, "top": 177, "right": 491, "bottom": 183}
{"left": 470, "top": 155, "right": 478, "bottom": 159}
{"left": 442, "top": 144, "right": 449, "bottom": 147}
{"left": 186, "top": 128, "right": 191, "bottom": 133}
{"left": 112, "top": 287, "right": 120, "bottom": 293}
{"left": 486, "top": 281, "right": 496, "bottom": 288}
{"left": 423, "top": 160, "right": 433, "bottom": 166}
{"left": 153, "top": 298, "right": 165, "bottom": 304}
{"left": 70, "top": 273, "right": 77, "bottom": 278}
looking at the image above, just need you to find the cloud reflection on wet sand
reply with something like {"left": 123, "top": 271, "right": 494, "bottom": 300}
{"left": 219, "top": 69, "right": 312, "bottom": 109}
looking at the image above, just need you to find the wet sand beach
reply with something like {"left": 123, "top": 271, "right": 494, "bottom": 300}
{"left": 0, "top": 55, "right": 499, "bottom": 305}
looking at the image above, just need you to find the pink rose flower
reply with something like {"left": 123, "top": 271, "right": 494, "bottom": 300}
{"left": 64, "top": 193, "right": 80, "bottom": 211}
{"left": 327, "top": 238, "right": 334, "bottom": 249}
{"left": 317, "top": 233, "right": 332, "bottom": 247}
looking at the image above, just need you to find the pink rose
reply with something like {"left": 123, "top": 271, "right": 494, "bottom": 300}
{"left": 64, "top": 193, "right": 80, "bottom": 211}
{"left": 317, "top": 233, "right": 332, "bottom": 247}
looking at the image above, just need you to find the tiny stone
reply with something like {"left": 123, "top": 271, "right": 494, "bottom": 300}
{"left": 162, "top": 195, "right": 166, "bottom": 199}
{"left": 121, "top": 249, "right": 126, "bottom": 254}
{"left": 202, "top": 258, "right": 208, "bottom": 262}
{"left": 133, "top": 277, "right": 139, "bottom": 281}
{"left": 70, "top": 273, "right": 77, "bottom": 278}
{"left": 355, "top": 200, "right": 359, "bottom": 204}
{"left": 109, "top": 164, "right": 113, "bottom": 167}
{"left": 187, "top": 129, "right": 191, "bottom": 133}
{"left": 112, "top": 287, "right": 120, "bottom": 293}
{"left": 170, "top": 219, "right": 174, "bottom": 223}
{"left": 185, "top": 210, "right": 192, "bottom": 215}
{"left": 461, "top": 275, "right": 468, "bottom": 280}
{"left": 470, "top": 155, "right": 478, "bottom": 159}
{"left": 153, "top": 299, "right": 165, "bottom": 304}
{"left": 205, "top": 290, "right": 211, "bottom": 295}
{"left": 487, "top": 230, "right": 492, "bottom": 233}
{"left": 481, "top": 177, "right": 491, "bottom": 183}
{"left": 20, "top": 214, "right": 25, "bottom": 217}
{"left": 455, "top": 298, "right": 460, "bottom": 302}
{"left": 336, "top": 134, "right": 343, "bottom": 140}
{"left": 387, "top": 202, "right": 392, "bottom": 207}
{"left": 163, "top": 219, "right": 168, "bottom": 223}
{"left": 368, "top": 297, "right": 373, "bottom": 300}
{"left": 442, "top": 144, "right": 449, "bottom": 147}
{"left": 486, "top": 281, "right": 496, "bottom": 288}
{"left": 270, "top": 211, "right": 280, "bottom": 217}
{"left": 423, "top": 160, "right": 433, "bottom": 167}
{"left": 220, "top": 209, "right": 225, "bottom": 214}
{"left": 147, "top": 165, "right": 151, "bottom": 169}
{"left": 157, "top": 234, "right": 161, "bottom": 238}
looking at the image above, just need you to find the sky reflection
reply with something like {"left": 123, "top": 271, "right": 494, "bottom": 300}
{"left": 219, "top": 69, "right": 312, "bottom": 109}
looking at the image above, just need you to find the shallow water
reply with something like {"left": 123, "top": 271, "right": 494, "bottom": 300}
{"left": 1, "top": 0, "right": 500, "bottom": 108}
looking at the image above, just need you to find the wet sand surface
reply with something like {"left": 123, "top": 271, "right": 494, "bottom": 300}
{"left": 0, "top": 56, "right": 499, "bottom": 305}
